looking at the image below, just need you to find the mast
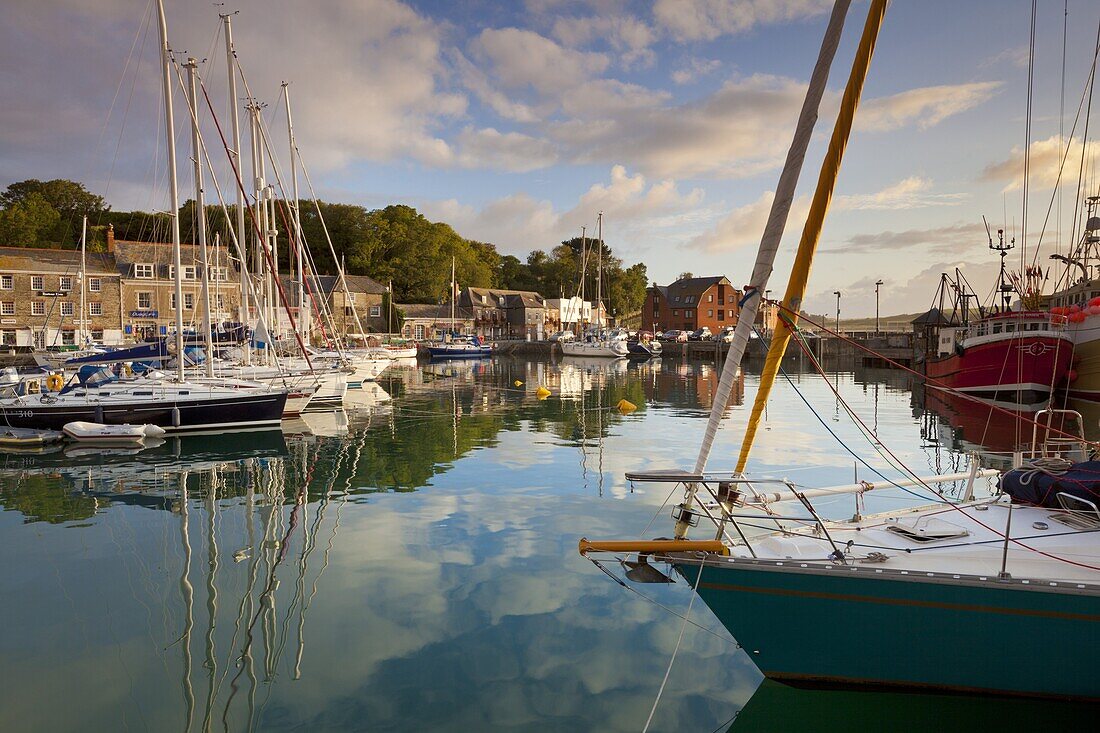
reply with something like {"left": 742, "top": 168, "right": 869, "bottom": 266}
{"left": 155, "top": 0, "right": 185, "bottom": 381}
{"left": 596, "top": 213, "right": 603, "bottom": 332}
{"left": 79, "top": 215, "right": 87, "bottom": 344}
{"left": 248, "top": 103, "right": 270, "bottom": 364}
{"left": 450, "top": 256, "right": 456, "bottom": 332}
{"left": 579, "top": 225, "right": 586, "bottom": 332}
{"left": 733, "top": 0, "right": 886, "bottom": 476}
{"left": 283, "top": 82, "right": 308, "bottom": 342}
{"left": 222, "top": 12, "right": 249, "bottom": 365}
{"left": 186, "top": 58, "right": 215, "bottom": 377}
{"left": 674, "top": 0, "right": 852, "bottom": 538}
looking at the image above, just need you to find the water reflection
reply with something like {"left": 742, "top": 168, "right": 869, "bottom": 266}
{"left": 1, "top": 359, "right": 1094, "bottom": 730}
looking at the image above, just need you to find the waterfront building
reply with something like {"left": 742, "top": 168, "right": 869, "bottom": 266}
{"left": 0, "top": 245, "right": 124, "bottom": 348}
{"left": 644, "top": 276, "right": 741, "bottom": 333}
{"left": 458, "top": 287, "right": 547, "bottom": 340}
{"left": 110, "top": 227, "right": 240, "bottom": 341}
{"left": 398, "top": 303, "right": 475, "bottom": 341}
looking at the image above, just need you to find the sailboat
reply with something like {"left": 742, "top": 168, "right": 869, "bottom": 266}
{"left": 427, "top": 257, "right": 492, "bottom": 359}
{"left": 578, "top": 0, "right": 1100, "bottom": 703}
{"left": 0, "top": 1, "right": 290, "bottom": 433}
{"left": 561, "top": 213, "right": 628, "bottom": 359}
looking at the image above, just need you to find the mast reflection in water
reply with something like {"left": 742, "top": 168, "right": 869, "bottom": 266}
{"left": 1, "top": 360, "right": 1094, "bottom": 730}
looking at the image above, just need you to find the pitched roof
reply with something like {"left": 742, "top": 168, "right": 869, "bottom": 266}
{"left": 666, "top": 276, "right": 729, "bottom": 299}
{"left": 397, "top": 302, "right": 475, "bottom": 320}
{"left": 316, "top": 274, "right": 386, "bottom": 295}
{"left": 0, "top": 245, "right": 117, "bottom": 275}
{"left": 911, "top": 307, "right": 956, "bottom": 326}
{"left": 112, "top": 239, "right": 238, "bottom": 277}
{"left": 463, "top": 286, "right": 545, "bottom": 306}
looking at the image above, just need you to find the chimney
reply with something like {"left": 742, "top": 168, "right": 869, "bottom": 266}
{"left": 106, "top": 224, "right": 115, "bottom": 253}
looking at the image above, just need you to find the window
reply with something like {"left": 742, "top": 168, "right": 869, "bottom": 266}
{"left": 708, "top": 309, "right": 713, "bottom": 317}
{"left": 685, "top": 309, "right": 693, "bottom": 318}
{"left": 215, "top": 294, "right": 225, "bottom": 311}
{"left": 169, "top": 265, "right": 196, "bottom": 281}
{"left": 89, "top": 302, "right": 103, "bottom": 316}
{"left": 88, "top": 278, "right": 101, "bottom": 292}
{"left": 60, "top": 276, "right": 73, "bottom": 291}
{"left": 414, "top": 324, "right": 425, "bottom": 339}
{"left": 137, "top": 292, "right": 152, "bottom": 309}
{"left": 674, "top": 295, "right": 680, "bottom": 303}
{"left": 91, "top": 329, "right": 103, "bottom": 341}
{"left": 718, "top": 310, "right": 725, "bottom": 321}
{"left": 0, "top": 302, "right": 13, "bottom": 315}
{"left": 60, "top": 301, "right": 74, "bottom": 316}
{"left": 1, "top": 330, "right": 14, "bottom": 346}
{"left": 369, "top": 305, "right": 382, "bottom": 317}
{"left": 184, "top": 293, "right": 194, "bottom": 310}
{"left": 61, "top": 330, "right": 75, "bottom": 345}
{"left": 729, "top": 310, "right": 735, "bottom": 318}
{"left": 209, "top": 267, "right": 228, "bottom": 282}
{"left": 707, "top": 294, "right": 713, "bottom": 302}
{"left": 672, "top": 309, "right": 679, "bottom": 317}
{"left": 31, "top": 275, "right": 44, "bottom": 291}
{"left": 32, "top": 301, "right": 45, "bottom": 316}
{"left": 345, "top": 306, "right": 355, "bottom": 316}
{"left": 134, "top": 263, "right": 154, "bottom": 279}
{"left": 0, "top": 274, "right": 12, "bottom": 290}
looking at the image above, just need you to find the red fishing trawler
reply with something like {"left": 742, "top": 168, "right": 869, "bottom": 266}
{"left": 920, "top": 229, "right": 1074, "bottom": 401}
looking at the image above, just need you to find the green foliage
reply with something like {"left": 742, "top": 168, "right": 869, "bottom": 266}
{"left": 0, "top": 179, "right": 107, "bottom": 246}
{"left": 0, "top": 193, "right": 61, "bottom": 247}
{"left": 0, "top": 178, "right": 649, "bottom": 311}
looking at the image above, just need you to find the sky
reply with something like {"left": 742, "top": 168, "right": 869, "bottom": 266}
{"left": 2, "top": 0, "right": 1100, "bottom": 317}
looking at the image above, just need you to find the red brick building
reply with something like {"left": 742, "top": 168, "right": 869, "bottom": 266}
{"left": 644, "top": 276, "right": 741, "bottom": 333}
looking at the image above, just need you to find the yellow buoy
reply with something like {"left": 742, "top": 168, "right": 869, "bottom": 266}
{"left": 535, "top": 386, "right": 551, "bottom": 399}
{"left": 616, "top": 399, "right": 637, "bottom": 414}
{"left": 514, "top": 380, "right": 524, "bottom": 387}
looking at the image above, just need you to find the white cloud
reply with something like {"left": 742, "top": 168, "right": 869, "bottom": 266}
{"left": 857, "top": 82, "right": 1003, "bottom": 132}
{"left": 454, "top": 127, "right": 558, "bottom": 172}
{"left": 653, "top": 0, "right": 832, "bottom": 42}
{"left": 420, "top": 165, "right": 704, "bottom": 256}
{"left": 833, "top": 177, "right": 968, "bottom": 211}
{"left": 551, "top": 14, "right": 657, "bottom": 68}
{"left": 470, "top": 27, "right": 610, "bottom": 95}
{"left": 981, "top": 135, "right": 1100, "bottom": 192}
{"left": 686, "top": 190, "right": 810, "bottom": 254}
{"left": 671, "top": 58, "right": 722, "bottom": 85}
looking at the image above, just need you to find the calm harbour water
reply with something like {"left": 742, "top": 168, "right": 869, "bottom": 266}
{"left": 1, "top": 356, "right": 1096, "bottom": 732}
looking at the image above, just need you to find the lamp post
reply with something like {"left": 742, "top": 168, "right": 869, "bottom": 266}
{"left": 833, "top": 290, "right": 841, "bottom": 333}
{"left": 875, "top": 279, "right": 883, "bottom": 334}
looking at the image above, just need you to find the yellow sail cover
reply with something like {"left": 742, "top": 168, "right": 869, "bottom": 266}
{"left": 736, "top": 0, "right": 889, "bottom": 474}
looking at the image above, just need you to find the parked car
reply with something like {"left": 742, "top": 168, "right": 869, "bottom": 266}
{"left": 712, "top": 326, "right": 736, "bottom": 343}
{"left": 548, "top": 331, "right": 575, "bottom": 342}
{"left": 688, "top": 327, "right": 712, "bottom": 341}
{"left": 658, "top": 330, "right": 688, "bottom": 342}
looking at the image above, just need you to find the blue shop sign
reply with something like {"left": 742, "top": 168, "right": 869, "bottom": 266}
{"left": 130, "top": 310, "right": 159, "bottom": 318}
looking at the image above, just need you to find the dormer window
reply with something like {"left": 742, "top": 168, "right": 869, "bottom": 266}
{"left": 134, "top": 263, "right": 154, "bottom": 279}
{"left": 169, "top": 265, "right": 196, "bottom": 281}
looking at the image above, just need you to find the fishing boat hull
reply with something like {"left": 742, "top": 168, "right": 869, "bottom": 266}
{"left": 924, "top": 335, "right": 1072, "bottom": 400}
{"left": 676, "top": 559, "right": 1100, "bottom": 700}
{"left": 0, "top": 391, "right": 287, "bottom": 433}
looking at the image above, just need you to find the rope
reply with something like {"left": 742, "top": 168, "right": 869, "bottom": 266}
{"left": 774, "top": 302, "right": 1100, "bottom": 449}
{"left": 642, "top": 557, "right": 705, "bottom": 733}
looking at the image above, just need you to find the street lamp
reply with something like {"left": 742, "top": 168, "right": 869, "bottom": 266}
{"left": 833, "top": 291, "right": 841, "bottom": 334}
{"left": 875, "top": 279, "right": 883, "bottom": 335}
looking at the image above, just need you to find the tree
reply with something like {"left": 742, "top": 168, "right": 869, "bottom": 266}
{"left": 677, "top": 271, "right": 694, "bottom": 281}
{"left": 0, "top": 193, "right": 61, "bottom": 247}
{"left": 1, "top": 179, "right": 107, "bottom": 246}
